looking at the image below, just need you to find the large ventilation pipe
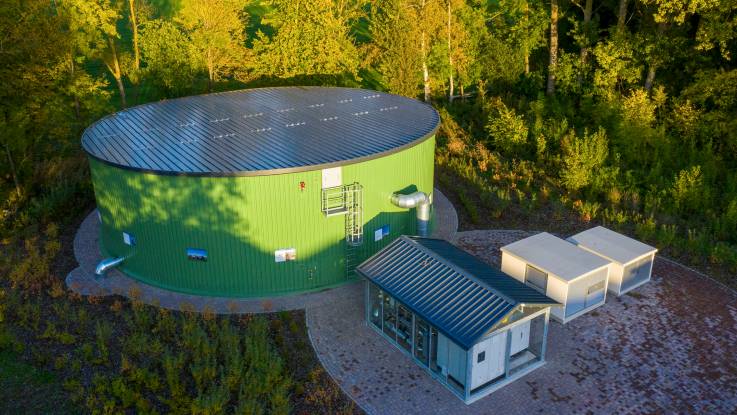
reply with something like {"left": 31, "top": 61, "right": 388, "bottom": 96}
{"left": 95, "top": 257, "right": 125, "bottom": 277}
{"left": 391, "top": 191, "right": 432, "bottom": 237}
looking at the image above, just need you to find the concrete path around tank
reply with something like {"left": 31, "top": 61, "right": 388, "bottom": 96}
{"left": 65, "top": 188, "right": 458, "bottom": 313}
{"left": 306, "top": 230, "right": 737, "bottom": 414}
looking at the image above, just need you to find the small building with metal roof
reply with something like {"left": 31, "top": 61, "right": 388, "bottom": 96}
{"left": 568, "top": 226, "right": 657, "bottom": 296}
{"left": 500, "top": 232, "right": 611, "bottom": 324}
{"left": 357, "top": 236, "right": 559, "bottom": 404}
{"left": 82, "top": 87, "right": 439, "bottom": 297}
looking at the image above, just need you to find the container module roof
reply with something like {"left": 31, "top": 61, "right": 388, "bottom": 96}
{"left": 501, "top": 232, "right": 611, "bottom": 282}
{"left": 81, "top": 87, "right": 440, "bottom": 176}
{"left": 357, "top": 236, "right": 558, "bottom": 350}
{"left": 567, "top": 226, "right": 657, "bottom": 265}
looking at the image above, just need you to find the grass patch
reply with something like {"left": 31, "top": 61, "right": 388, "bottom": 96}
{"left": 0, "top": 351, "right": 78, "bottom": 414}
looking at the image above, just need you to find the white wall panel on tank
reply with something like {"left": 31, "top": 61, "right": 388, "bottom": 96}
{"left": 470, "top": 331, "right": 507, "bottom": 390}
{"left": 321, "top": 167, "right": 342, "bottom": 189}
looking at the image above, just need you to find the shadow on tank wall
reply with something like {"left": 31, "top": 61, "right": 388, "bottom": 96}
{"left": 91, "top": 160, "right": 427, "bottom": 298}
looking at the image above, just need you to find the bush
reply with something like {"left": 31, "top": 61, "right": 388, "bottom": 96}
{"left": 671, "top": 165, "right": 708, "bottom": 215}
{"left": 485, "top": 98, "right": 529, "bottom": 155}
{"left": 8, "top": 224, "right": 60, "bottom": 295}
{"left": 560, "top": 127, "right": 609, "bottom": 192}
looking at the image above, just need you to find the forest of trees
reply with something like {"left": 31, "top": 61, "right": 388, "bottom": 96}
{"left": 0, "top": 0, "right": 736, "bottom": 412}
{"left": 1, "top": 0, "right": 737, "bottom": 278}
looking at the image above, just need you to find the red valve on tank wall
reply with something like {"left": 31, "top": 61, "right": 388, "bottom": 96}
{"left": 299, "top": 181, "right": 306, "bottom": 191}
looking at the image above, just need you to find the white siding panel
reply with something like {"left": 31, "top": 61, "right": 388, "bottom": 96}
{"left": 470, "top": 331, "right": 507, "bottom": 390}
{"left": 501, "top": 253, "right": 526, "bottom": 283}
{"left": 509, "top": 320, "right": 531, "bottom": 355}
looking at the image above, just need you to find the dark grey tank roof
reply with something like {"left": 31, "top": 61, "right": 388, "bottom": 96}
{"left": 82, "top": 87, "right": 440, "bottom": 176}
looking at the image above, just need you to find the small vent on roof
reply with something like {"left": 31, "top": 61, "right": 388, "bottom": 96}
{"left": 362, "top": 94, "right": 380, "bottom": 99}
{"left": 352, "top": 111, "right": 370, "bottom": 116}
{"left": 276, "top": 108, "right": 295, "bottom": 113}
{"left": 285, "top": 122, "right": 306, "bottom": 128}
{"left": 209, "top": 117, "right": 230, "bottom": 123}
{"left": 338, "top": 98, "right": 353, "bottom": 104}
{"left": 179, "top": 121, "right": 197, "bottom": 128}
{"left": 321, "top": 116, "right": 339, "bottom": 121}
{"left": 308, "top": 103, "right": 325, "bottom": 108}
{"left": 213, "top": 133, "right": 236, "bottom": 139}
{"left": 243, "top": 112, "right": 263, "bottom": 119}
{"left": 379, "top": 106, "right": 399, "bottom": 112}
{"left": 250, "top": 127, "right": 272, "bottom": 133}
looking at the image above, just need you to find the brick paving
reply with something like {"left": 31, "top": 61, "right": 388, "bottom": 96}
{"left": 307, "top": 230, "right": 737, "bottom": 414}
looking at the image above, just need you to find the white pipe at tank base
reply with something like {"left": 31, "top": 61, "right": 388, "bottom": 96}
{"left": 390, "top": 191, "right": 432, "bottom": 237}
{"left": 95, "top": 257, "right": 124, "bottom": 277}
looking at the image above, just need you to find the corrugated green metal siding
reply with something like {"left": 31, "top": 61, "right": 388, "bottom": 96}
{"left": 90, "top": 137, "right": 434, "bottom": 297}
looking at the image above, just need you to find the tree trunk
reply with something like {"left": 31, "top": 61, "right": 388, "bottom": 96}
{"left": 524, "top": 1, "right": 530, "bottom": 74}
{"left": 107, "top": 39, "right": 126, "bottom": 108}
{"left": 579, "top": 0, "right": 592, "bottom": 64}
{"left": 644, "top": 66, "right": 656, "bottom": 91}
{"left": 460, "top": 83, "right": 465, "bottom": 101}
{"left": 421, "top": 31, "right": 430, "bottom": 102}
{"left": 447, "top": 1, "right": 454, "bottom": 103}
{"left": 577, "top": 0, "right": 593, "bottom": 86}
{"left": 644, "top": 23, "right": 665, "bottom": 91}
{"left": 129, "top": 0, "right": 140, "bottom": 70}
{"left": 69, "top": 53, "right": 81, "bottom": 120}
{"left": 546, "top": 0, "right": 559, "bottom": 96}
{"left": 617, "top": 0, "right": 628, "bottom": 34}
{"left": 207, "top": 47, "right": 214, "bottom": 92}
{"left": 3, "top": 141, "right": 21, "bottom": 198}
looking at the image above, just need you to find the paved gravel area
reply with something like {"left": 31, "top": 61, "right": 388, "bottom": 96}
{"left": 307, "top": 230, "right": 737, "bottom": 414}
{"left": 65, "top": 189, "right": 456, "bottom": 313}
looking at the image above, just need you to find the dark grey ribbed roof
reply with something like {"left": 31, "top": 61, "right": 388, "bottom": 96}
{"left": 357, "top": 236, "right": 558, "bottom": 349}
{"left": 82, "top": 87, "right": 440, "bottom": 176}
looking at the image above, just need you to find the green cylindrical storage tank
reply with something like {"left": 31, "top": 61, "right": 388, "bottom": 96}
{"left": 82, "top": 87, "right": 440, "bottom": 297}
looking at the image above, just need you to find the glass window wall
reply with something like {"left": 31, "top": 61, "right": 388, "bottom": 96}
{"left": 396, "top": 305, "right": 412, "bottom": 352}
{"left": 369, "top": 283, "right": 382, "bottom": 329}
{"left": 382, "top": 293, "right": 398, "bottom": 339}
{"left": 414, "top": 317, "right": 429, "bottom": 366}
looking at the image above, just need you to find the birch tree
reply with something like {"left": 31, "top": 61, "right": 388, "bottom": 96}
{"left": 546, "top": 0, "right": 559, "bottom": 95}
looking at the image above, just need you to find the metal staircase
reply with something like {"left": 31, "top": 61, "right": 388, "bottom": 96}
{"left": 321, "top": 182, "right": 364, "bottom": 277}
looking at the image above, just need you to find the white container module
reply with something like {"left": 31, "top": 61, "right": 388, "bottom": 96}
{"left": 500, "top": 232, "right": 611, "bottom": 324}
{"left": 568, "top": 226, "right": 657, "bottom": 296}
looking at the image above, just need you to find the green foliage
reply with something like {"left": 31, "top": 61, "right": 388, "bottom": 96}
{"left": 485, "top": 98, "right": 529, "bottom": 155}
{"left": 252, "top": 0, "right": 361, "bottom": 80}
{"left": 592, "top": 38, "right": 640, "bottom": 99}
{"left": 560, "top": 128, "right": 609, "bottom": 192}
{"left": 8, "top": 225, "right": 61, "bottom": 295}
{"left": 671, "top": 165, "right": 707, "bottom": 215}
{"left": 139, "top": 19, "right": 198, "bottom": 95}
{"left": 176, "top": 0, "right": 250, "bottom": 88}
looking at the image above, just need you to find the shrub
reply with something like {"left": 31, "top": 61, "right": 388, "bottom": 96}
{"left": 560, "top": 127, "right": 609, "bottom": 192}
{"left": 8, "top": 224, "right": 61, "bottom": 295}
{"left": 671, "top": 165, "right": 708, "bottom": 215}
{"left": 485, "top": 98, "right": 529, "bottom": 155}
